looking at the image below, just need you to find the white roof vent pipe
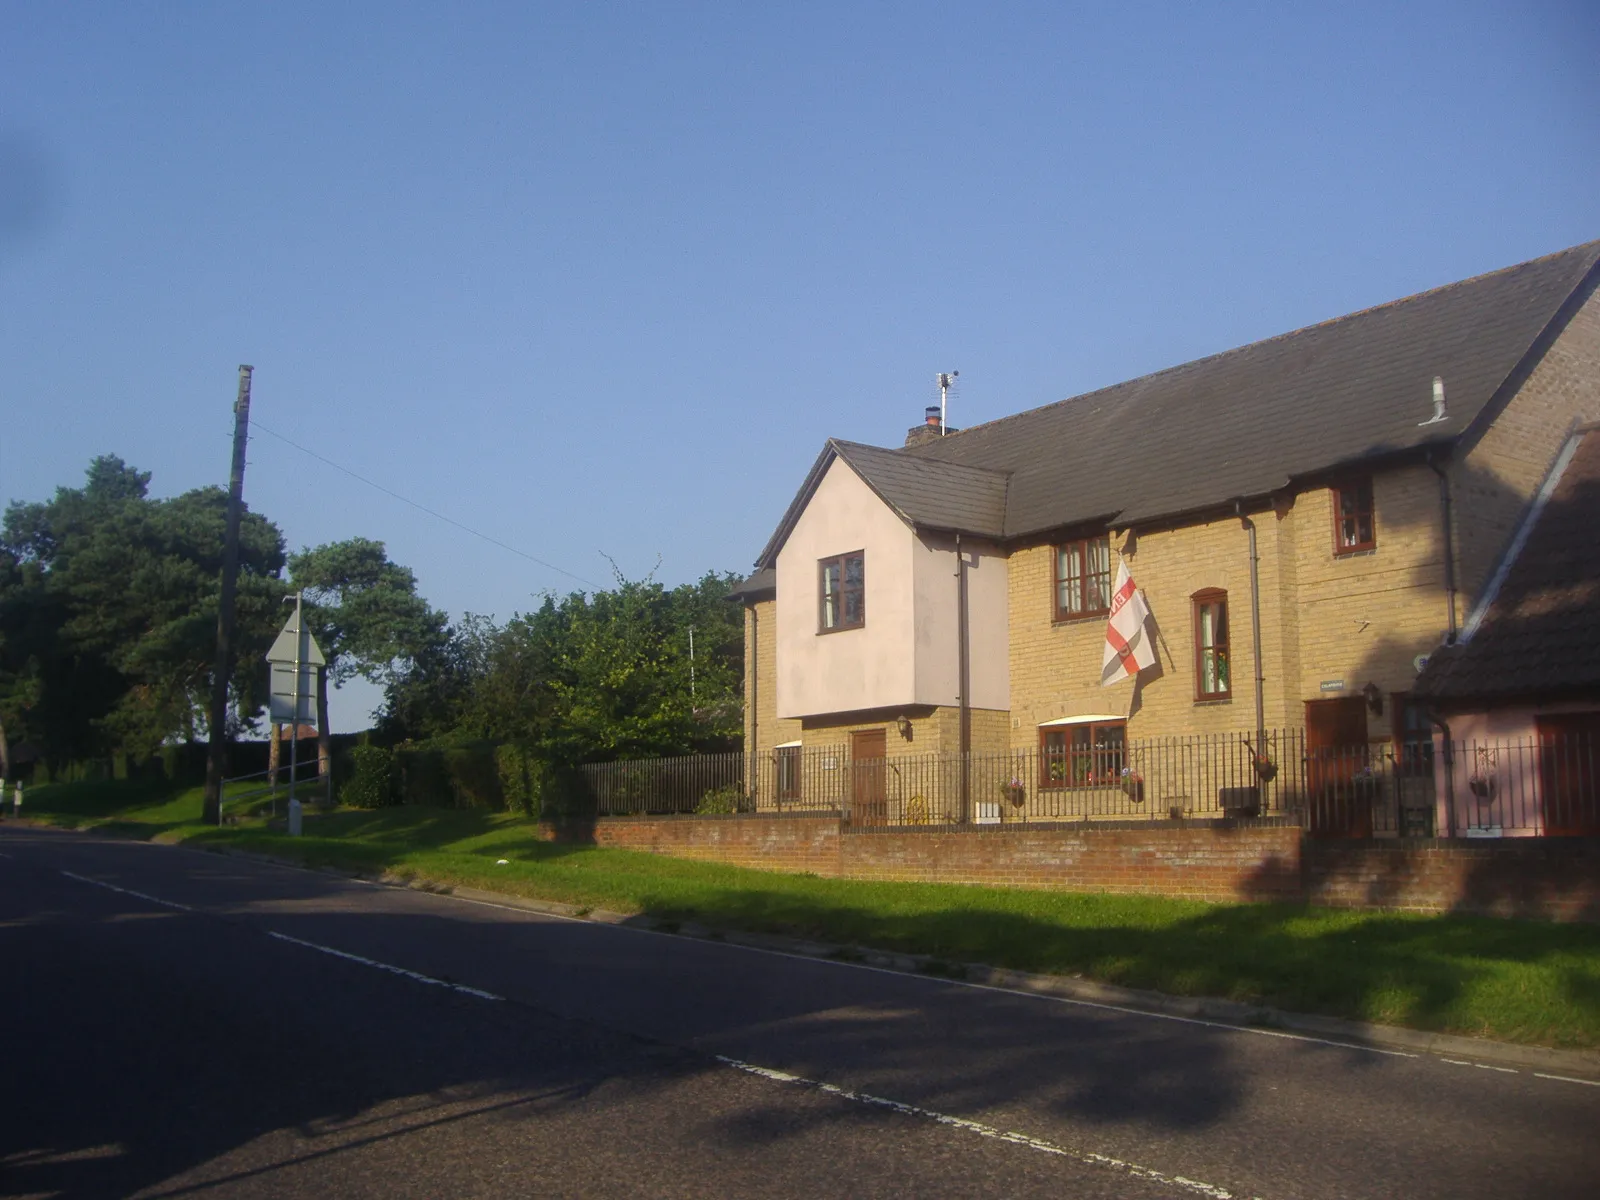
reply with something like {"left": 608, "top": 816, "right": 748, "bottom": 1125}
{"left": 1419, "top": 376, "right": 1448, "bottom": 426}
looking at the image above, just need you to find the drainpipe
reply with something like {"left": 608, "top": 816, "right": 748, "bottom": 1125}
{"left": 1425, "top": 710, "right": 1456, "bottom": 839}
{"left": 955, "top": 533, "right": 971, "bottom": 824}
{"left": 1426, "top": 452, "right": 1459, "bottom": 644}
{"left": 748, "top": 602, "right": 758, "bottom": 776}
{"left": 1236, "top": 501, "right": 1266, "bottom": 748}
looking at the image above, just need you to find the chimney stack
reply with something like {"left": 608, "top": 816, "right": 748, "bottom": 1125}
{"left": 905, "top": 404, "right": 957, "bottom": 447}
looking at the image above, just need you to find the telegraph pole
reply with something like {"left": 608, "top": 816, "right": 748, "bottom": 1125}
{"left": 203, "top": 365, "right": 254, "bottom": 825}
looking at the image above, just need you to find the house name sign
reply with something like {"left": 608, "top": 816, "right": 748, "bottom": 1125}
{"left": 1319, "top": 679, "right": 1346, "bottom": 692}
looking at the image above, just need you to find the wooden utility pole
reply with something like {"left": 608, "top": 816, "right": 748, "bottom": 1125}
{"left": 203, "top": 365, "right": 254, "bottom": 825}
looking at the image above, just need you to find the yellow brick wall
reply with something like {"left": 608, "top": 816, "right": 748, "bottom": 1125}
{"left": 799, "top": 705, "right": 1008, "bottom": 756}
{"left": 1453, "top": 282, "right": 1600, "bottom": 609}
{"left": 1006, "top": 465, "right": 1454, "bottom": 747}
{"left": 1281, "top": 465, "right": 1453, "bottom": 741}
{"left": 744, "top": 600, "right": 801, "bottom": 760}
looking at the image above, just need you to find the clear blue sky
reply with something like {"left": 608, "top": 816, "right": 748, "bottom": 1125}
{"left": 3, "top": 2, "right": 1597, "bottom": 730}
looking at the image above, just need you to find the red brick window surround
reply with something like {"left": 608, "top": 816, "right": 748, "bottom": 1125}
{"left": 1192, "top": 588, "right": 1231, "bottom": 701}
{"left": 1333, "top": 478, "right": 1376, "bottom": 555}
{"left": 1054, "top": 536, "right": 1112, "bottom": 620}
{"left": 1039, "top": 721, "right": 1127, "bottom": 789}
{"left": 819, "top": 551, "right": 865, "bottom": 632}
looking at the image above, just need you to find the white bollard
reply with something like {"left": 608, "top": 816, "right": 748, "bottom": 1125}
{"left": 287, "top": 797, "right": 303, "bottom": 837}
{"left": 13, "top": 782, "right": 20, "bottom": 818}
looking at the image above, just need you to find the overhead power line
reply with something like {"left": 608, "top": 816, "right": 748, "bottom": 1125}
{"left": 250, "top": 420, "right": 600, "bottom": 589}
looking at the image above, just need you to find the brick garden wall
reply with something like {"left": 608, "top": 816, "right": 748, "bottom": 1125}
{"left": 1303, "top": 837, "right": 1600, "bottom": 922}
{"left": 547, "top": 813, "right": 1600, "bottom": 921}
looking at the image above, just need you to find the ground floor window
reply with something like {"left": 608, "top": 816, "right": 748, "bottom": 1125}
{"left": 776, "top": 744, "right": 802, "bottom": 800}
{"left": 1039, "top": 721, "right": 1126, "bottom": 789}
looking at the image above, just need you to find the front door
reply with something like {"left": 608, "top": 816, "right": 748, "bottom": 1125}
{"left": 1306, "top": 697, "right": 1372, "bottom": 837}
{"left": 850, "top": 728, "right": 887, "bottom": 826}
{"left": 1539, "top": 713, "right": 1600, "bottom": 836}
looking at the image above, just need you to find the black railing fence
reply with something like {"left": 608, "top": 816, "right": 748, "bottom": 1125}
{"left": 579, "top": 729, "right": 1600, "bottom": 837}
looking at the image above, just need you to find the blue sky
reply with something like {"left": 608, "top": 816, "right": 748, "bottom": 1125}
{"left": 3, "top": 2, "right": 1597, "bottom": 730}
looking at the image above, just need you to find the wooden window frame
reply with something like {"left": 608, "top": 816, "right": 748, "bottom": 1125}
{"left": 818, "top": 550, "right": 866, "bottom": 633}
{"left": 1038, "top": 721, "right": 1127, "bottom": 790}
{"left": 1192, "top": 588, "right": 1232, "bottom": 701}
{"left": 1052, "top": 535, "right": 1112, "bottom": 622}
{"left": 775, "top": 745, "right": 802, "bottom": 801}
{"left": 1332, "top": 477, "right": 1376, "bottom": 555}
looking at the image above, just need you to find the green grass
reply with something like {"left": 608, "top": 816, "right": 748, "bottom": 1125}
{"left": 15, "top": 778, "right": 1600, "bottom": 1050}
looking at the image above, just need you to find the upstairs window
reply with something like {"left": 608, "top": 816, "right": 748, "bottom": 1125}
{"left": 1193, "top": 589, "right": 1231, "bottom": 700}
{"left": 819, "top": 551, "right": 865, "bottom": 631}
{"left": 1039, "top": 721, "right": 1127, "bottom": 789}
{"left": 1054, "top": 536, "right": 1112, "bottom": 620}
{"left": 1334, "top": 478, "right": 1376, "bottom": 554}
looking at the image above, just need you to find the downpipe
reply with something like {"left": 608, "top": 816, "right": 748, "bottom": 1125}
{"left": 1236, "top": 501, "right": 1266, "bottom": 748}
{"left": 955, "top": 533, "right": 971, "bottom": 824}
{"left": 1426, "top": 452, "right": 1459, "bottom": 644}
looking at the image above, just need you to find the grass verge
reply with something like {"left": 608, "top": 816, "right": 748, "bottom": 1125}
{"left": 12, "top": 778, "right": 1600, "bottom": 1051}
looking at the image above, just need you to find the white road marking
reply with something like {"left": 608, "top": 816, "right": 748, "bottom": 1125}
{"left": 1534, "top": 1072, "right": 1600, "bottom": 1087}
{"left": 61, "top": 870, "right": 194, "bottom": 912}
{"left": 265, "top": 931, "right": 504, "bottom": 1002}
{"left": 716, "top": 1054, "right": 1261, "bottom": 1199}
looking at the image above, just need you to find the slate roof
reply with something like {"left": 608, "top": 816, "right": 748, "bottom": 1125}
{"left": 1414, "top": 426, "right": 1600, "bottom": 706}
{"left": 905, "top": 240, "right": 1600, "bottom": 537}
{"left": 748, "top": 240, "right": 1600, "bottom": 572}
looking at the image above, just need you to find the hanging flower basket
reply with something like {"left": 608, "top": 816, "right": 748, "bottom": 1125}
{"left": 1119, "top": 768, "right": 1145, "bottom": 803}
{"left": 1001, "top": 779, "right": 1027, "bottom": 808}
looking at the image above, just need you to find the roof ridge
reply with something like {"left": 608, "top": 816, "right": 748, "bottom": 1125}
{"left": 910, "top": 238, "right": 1600, "bottom": 450}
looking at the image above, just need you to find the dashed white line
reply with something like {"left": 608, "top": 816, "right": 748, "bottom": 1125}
{"left": 264, "top": 931, "right": 504, "bottom": 1002}
{"left": 1534, "top": 1072, "right": 1600, "bottom": 1087}
{"left": 61, "top": 870, "right": 194, "bottom": 912}
{"left": 717, "top": 1054, "right": 1260, "bottom": 1199}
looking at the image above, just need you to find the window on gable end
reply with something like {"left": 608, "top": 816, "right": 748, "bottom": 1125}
{"left": 818, "top": 551, "right": 865, "bottom": 632}
{"left": 1192, "top": 588, "right": 1231, "bottom": 701}
{"left": 1333, "top": 477, "right": 1376, "bottom": 554}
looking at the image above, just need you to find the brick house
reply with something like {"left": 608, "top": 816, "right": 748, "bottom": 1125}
{"left": 730, "top": 241, "right": 1600, "bottom": 824}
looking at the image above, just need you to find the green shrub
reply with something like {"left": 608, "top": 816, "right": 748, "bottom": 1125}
{"left": 341, "top": 745, "right": 397, "bottom": 808}
{"left": 695, "top": 783, "right": 751, "bottom": 815}
{"left": 444, "top": 743, "right": 503, "bottom": 809}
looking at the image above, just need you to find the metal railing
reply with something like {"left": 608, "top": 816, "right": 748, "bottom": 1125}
{"left": 577, "top": 729, "right": 1600, "bottom": 838}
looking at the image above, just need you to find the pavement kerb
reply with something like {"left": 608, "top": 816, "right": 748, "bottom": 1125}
{"left": 12, "top": 820, "right": 1600, "bottom": 1081}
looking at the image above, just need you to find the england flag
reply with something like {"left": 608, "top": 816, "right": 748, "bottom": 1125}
{"left": 1100, "top": 559, "right": 1156, "bottom": 685}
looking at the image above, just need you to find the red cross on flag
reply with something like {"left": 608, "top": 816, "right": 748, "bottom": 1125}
{"left": 1100, "top": 559, "right": 1156, "bottom": 685}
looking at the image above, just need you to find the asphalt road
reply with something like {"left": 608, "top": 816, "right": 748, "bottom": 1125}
{"left": 2, "top": 826, "right": 1596, "bottom": 1199}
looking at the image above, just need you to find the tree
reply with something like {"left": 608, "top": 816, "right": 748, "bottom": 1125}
{"left": 0, "top": 455, "right": 288, "bottom": 765}
{"left": 382, "top": 569, "right": 744, "bottom": 764}
{"left": 288, "top": 538, "right": 444, "bottom": 791}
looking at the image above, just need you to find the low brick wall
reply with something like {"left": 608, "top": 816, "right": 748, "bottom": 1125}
{"left": 1303, "top": 837, "right": 1600, "bottom": 922}
{"left": 543, "top": 814, "right": 1600, "bottom": 920}
{"left": 840, "top": 821, "right": 1303, "bottom": 902}
{"left": 549, "top": 812, "right": 842, "bottom": 877}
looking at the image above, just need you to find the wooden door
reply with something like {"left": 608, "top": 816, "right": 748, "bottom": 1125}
{"left": 1539, "top": 713, "right": 1600, "bottom": 836}
{"left": 850, "top": 729, "right": 887, "bottom": 826}
{"left": 1306, "top": 697, "right": 1372, "bottom": 837}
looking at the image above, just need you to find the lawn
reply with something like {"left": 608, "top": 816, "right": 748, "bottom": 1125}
{"left": 13, "top": 778, "right": 1600, "bottom": 1050}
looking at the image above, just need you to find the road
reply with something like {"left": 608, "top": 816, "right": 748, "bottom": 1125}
{"left": 1, "top": 825, "right": 1595, "bottom": 1199}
